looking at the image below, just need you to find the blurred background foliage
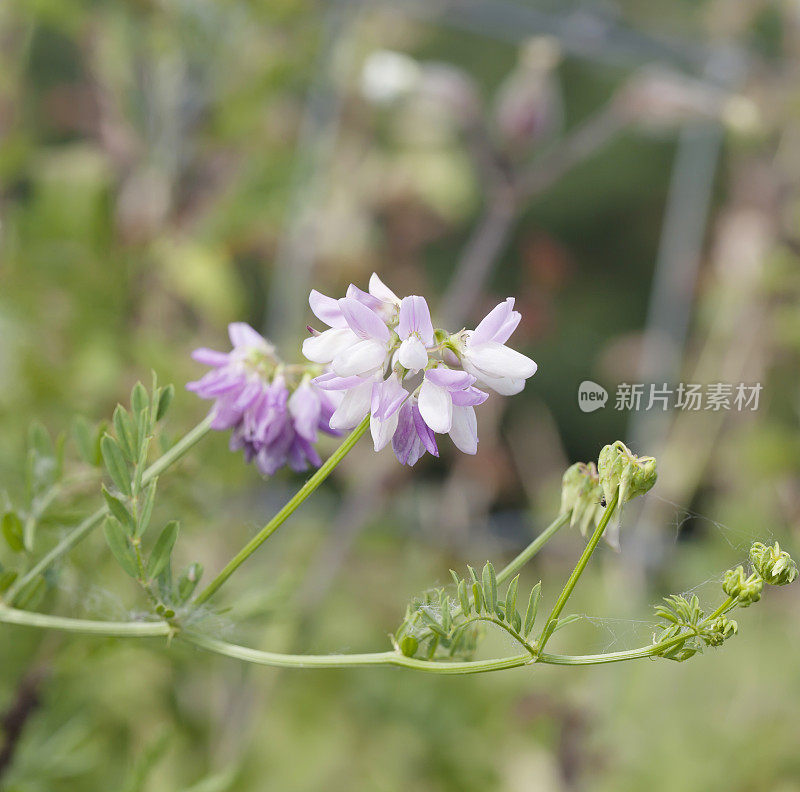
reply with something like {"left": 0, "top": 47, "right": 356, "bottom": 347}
{"left": 1, "top": 0, "right": 800, "bottom": 790}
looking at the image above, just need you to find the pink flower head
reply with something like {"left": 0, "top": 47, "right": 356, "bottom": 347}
{"left": 188, "top": 323, "right": 338, "bottom": 476}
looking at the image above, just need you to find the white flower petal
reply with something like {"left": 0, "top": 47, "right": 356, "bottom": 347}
{"left": 466, "top": 341, "right": 537, "bottom": 380}
{"left": 302, "top": 328, "right": 358, "bottom": 364}
{"left": 368, "top": 272, "right": 400, "bottom": 305}
{"left": 329, "top": 381, "right": 373, "bottom": 431}
{"left": 449, "top": 405, "right": 478, "bottom": 454}
{"left": 397, "top": 335, "right": 429, "bottom": 372}
{"left": 418, "top": 379, "right": 453, "bottom": 433}
{"left": 370, "top": 411, "right": 400, "bottom": 452}
{"left": 332, "top": 339, "right": 387, "bottom": 377}
{"left": 484, "top": 375, "right": 525, "bottom": 395}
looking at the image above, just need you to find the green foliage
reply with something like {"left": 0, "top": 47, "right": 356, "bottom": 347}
{"left": 653, "top": 595, "right": 738, "bottom": 662}
{"left": 395, "top": 563, "right": 545, "bottom": 661}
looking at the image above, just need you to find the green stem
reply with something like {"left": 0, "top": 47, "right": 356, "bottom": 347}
{"left": 0, "top": 606, "right": 721, "bottom": 671}
{"left": 538, "top": 634, "right": 687, "bottom": 665}
{"left": 536, "top": 491, "right": 619, "bottom": 654}
{"left": 193, "top": 416, "right": 370, "bottom": 607}
{"left": 3, "top": 415, "right": 213, "bottom": 605}
{"left": 497, "top": 511, "right": 571, "bottom": 585}
{"left": 0, "top": 605, "right": 170, "bottom": 637}
{"left": 705, "top": 596, "right": 735, "bottom": 622}
{"left": 183, "top": 632, "right": 531, "bottom": 674}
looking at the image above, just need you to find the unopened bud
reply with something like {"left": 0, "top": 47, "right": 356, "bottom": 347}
{"left": 722, "top": 565, "right": 763, "bottom": 606}
{"left": 706, "top": 616, "right": 738, "bottom": 647}
{"left": 560, "top": 462, "right": 605, "bottom": 539}
{"left": 597, "top": 441, "right": 657, "bottom": 508}
{"left": 749, "top": 542, "right": 798, "bottom": 586}
{"left": 596, "top": 442, "right": 657, "bottom": 549}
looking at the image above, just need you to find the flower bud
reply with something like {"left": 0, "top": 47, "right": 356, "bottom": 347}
{"left": 596, "top": 442, "right": 657, "bottom": 549}
{"left": 749, "top": 542, "right": 798, "bottom": 586}
{"left": 705, "top": 616, "right": 738, "bottom": 647}
{"left": 722, "top": 565, "right": 763, "bottom": 607}
{"left": 560, "top": 462, "right": 605, "bottom": 539}
{"left": 597, "top": 441, "right": 657, "bottom": 508}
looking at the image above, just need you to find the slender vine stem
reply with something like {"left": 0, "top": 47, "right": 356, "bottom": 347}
{"left": 193, "top": 416, "right": 370, "bottom": 607}
{"left": 538, "top": 634, "right": 686, "bottom": 665}
{"left": 3, "top": 415, "right": 214, "bottom": 605}
{"left": 497, "top": 511, "right": 571, "bottom": 586}
{"left": 0, "top": 605, "right": 170, "bottom": 637}
{"left": 704, "top": 596, "right": 735, "bottom": 622}
{"left": 536, "top": 491, "right": 619, "bottom": 654}
{"left": 0, "top": 599, "right": 735, "bottom": 671}
{"left": 183, "top": 632, "right": 532, "bottom": 674}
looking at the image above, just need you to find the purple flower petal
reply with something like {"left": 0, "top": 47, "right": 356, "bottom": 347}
{"left": 228, "top": 322, "right": 269, "bottom": 351}
{"left": 370, "top": 374, "right": 408, "bottom": 421}
{"left": 289, "top": 382, "right": 322, "bottom": 442}
{"left": 412, "top": 403, "right": 439, "bottom": 456}
{"left": 450, "top": 386, "right": 489, "bottom": 407}
{"left": 397, "top": 295, "right": 434, "bottom": 345}
{"left": 346, "top": 284, "right": 384, "bottom": 313}
{"left": 338, "top": 297, "right": 391, "bottom": 342}
{"left": 424, "top": 367, "right": 475, "bottom": 391}
{"left": 470, "top": 298, "right": 520, "bottom": 346}
{"left": 309, "top": 289, "right": 348, "bottom": 328}
{"left": 313, "top": 372, "right": 367, "bottom": 391}
{"left": 191, "top": 348, "right": 230, "bottom": 367}
{"left": 391, "top": 403, "right": 420, "bottom": 465}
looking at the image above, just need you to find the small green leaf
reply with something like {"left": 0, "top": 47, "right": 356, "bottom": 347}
{"left": 523, "top": 581, "right": 542, "bottom": 637}
{"left": 113, "top": 405, "right": 137, "bottom": 462}
{"left": 137, "top": 478, "right": 158, "bottom": 538}
{"left": 467, "top": 565, "right": 479, "bottom": 586}
{"left": 102, "top": 486, "right": 135, "bottom": 535}
{"left": 511, "top": 610, "right": 522, "bottom": 633}
{"left": 399, "top": 635, "right": 418, "bottom": 657}
{"left": 419, "top": 606, "right": 447, "bottom": 637}
{"left": 0, "top": 569, "right": 18, "bottom": 592}
{"left": 505, "top": 575, "right": 520, "bottom": 625}
{"left": 103, "top": 518, "right": 139, "bottom": 578}
{"left": 482, "top": 562, "right": 497, "bottom": 615}
{"left": 472, "top": 581, "right": 484, "bottom": 613}
{"left": 177, "top": 562, "right": 203, "bottom": 603}
{"left": 147, "top": 521, "right": 179, "bottom": 580}
{"left": 449, "top": 569, "right": 460, "bottom": 586}
{"left": 155, "top": 385, "right": 174, "bottom": 422}
{"left": 457, "top": 578, "right": 471, "bottom": 616}
{"left": 131, "top": 381, "right": 149, "bottom": 420}
{"left": 2, "top": 512, "right": 25, "bottom": 553}
{"left": 101, "top": 435, "right": 131, "bottom": 496}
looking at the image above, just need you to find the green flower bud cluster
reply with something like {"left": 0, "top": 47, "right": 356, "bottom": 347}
{"left": 596, "top": 441, "right": 657, "bottom": 548}
{"left": 597, "top": 441, "right": 657, "bottom": 508}
{"left": 705, "top": 616, "right": 738, "bottom": 647}
{"left": 722, "top": 565, "right": 763, "bottom": 607}
{"left": 559, "top": 462, "right": 605, "bottom": 538}
{"left": 749, "top": 542, "right": 798, "bottom": 586}
{"left": 653, "top": 594, "right": 738, "bottom": 661}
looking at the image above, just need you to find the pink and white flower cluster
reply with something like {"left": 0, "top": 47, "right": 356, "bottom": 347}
{"left": 188, "top": 275, "right": 537, "bottom": 475}
{"left": 303, "top": 274, "right": 537, "bottom": 466}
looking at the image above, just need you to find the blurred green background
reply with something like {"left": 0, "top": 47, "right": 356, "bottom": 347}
{"left": 1, "top": 0, "right": 799, "bottom": 790}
